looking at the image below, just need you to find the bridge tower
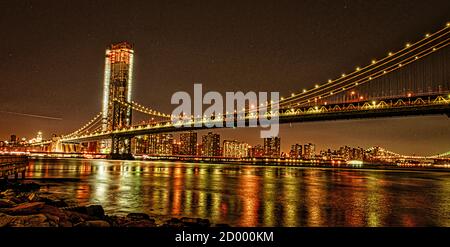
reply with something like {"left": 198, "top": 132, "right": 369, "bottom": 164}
{"left": 101, "top": 42, "right": 134, "bottom": 159}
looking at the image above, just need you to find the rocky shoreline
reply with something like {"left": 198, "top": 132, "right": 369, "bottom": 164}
{"left": 0, "top": 181, "right": 227, "bottom": 227}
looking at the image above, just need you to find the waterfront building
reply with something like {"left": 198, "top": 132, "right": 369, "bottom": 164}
{"left": 223, "top": 140, "right": 249, "bottom": 158}
{"left": 303, "top": 143, "right": 316, "bottom": 159}
{"left": 289, "top": 144, "right": 303, "bottom": 158}
{"left": 248, "top": 144, "right": 264, "bottom": 158}
{"left": 133, "top": 134, "right": 174, "bottom": 155}
{"left": 263, "top": 137, "right": 281, "bottom": 158}
{"left": 180, "top": 131, "right": 197, "bottom": 155}
{"left": 201, "top": 132, "right": 221, "bottom": 156}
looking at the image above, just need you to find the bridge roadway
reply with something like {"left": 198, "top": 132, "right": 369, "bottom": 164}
{"left": 62, "top": 94, "right": 450, "bottom": 143}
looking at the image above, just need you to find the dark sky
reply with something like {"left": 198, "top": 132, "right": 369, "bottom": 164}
{"left": 0, "top": 0, "right": 449, "bottom": 155}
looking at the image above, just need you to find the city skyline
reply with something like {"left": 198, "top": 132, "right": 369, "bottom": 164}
{"left": 1, "top": 0, "right": 450, "bottom": 232}
{"left": 0, "top": 1, "right": 449, "bottom": 156}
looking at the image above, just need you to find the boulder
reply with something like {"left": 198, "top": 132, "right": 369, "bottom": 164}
{"left": 74, "top": 220, "right": 110, "bottom": 227}
{"left": 126, "top": 213, "right": 150, "bottom": 221}
{"left": 163, "top": 218, "right": 184, "bottom": 227}
{"left": 64, "top": 211, "right": 92, "bottom": 224}
{"left": 3, "top": 202, "right": 45, "bottom": 215}
{"left": 45, "top": 214, "right": 60, "bottom": 227}
{"left": 180, "top": 217, "right": 210, "bottom": 227}
{"left": 0, "top": 199, "right": 15, "bottom": 208}
{"left": 86, "top": 205, "right": 105, "bottom": 219}
{"left": 64, "top": 206, "right": 88, "bottom": 214}
{"left": 0, "top": 213, "right": 15, "bottom": 227}
{"left": 27, "top": 192, "right": 39, "bottom": 202}
{"left": 7, "top": 213, "right": 49, "bottom": 227}
{"left": 214, "top": 223, "right": 231, "bottom": 227}
{"left": 39, "top": 205, "right": 67, "bottom": 219}
{"left": 122, "top": 220, "right": 156, "bottom": 227}
{"left": 105, "top": 215, "right": 130, "bottom": 227}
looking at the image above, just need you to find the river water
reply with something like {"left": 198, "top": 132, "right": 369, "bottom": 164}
{"left": 25, "top": 158, "right": 450, "bottom": 226}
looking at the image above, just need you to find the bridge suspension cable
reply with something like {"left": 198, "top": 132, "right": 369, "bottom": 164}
{"left": 239, "top": 23, "right": 450, "bottom": 114}
{"left": 283, "top": 38, "right": 450, "bottom": 108}
{"left": 62, "top": 112, "right": 103, "bottom": 138}
{"left": 112, "top": 99, "right": 171, "bottom": 118}
{"left": 279, "top": 25, "right": 450, "bottom": 106}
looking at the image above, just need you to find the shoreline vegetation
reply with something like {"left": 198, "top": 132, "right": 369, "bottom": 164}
{"left": 0, "top": 180, "right": 227, "bottom": 227}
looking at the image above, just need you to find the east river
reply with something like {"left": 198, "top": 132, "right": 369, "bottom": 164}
{"left": 25, "top": 158, "right": 450, "bottom": 227}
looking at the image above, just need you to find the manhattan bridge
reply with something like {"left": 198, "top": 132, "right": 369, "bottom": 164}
{"left": 34, "top": 24, "right": 450, "bottom": 159}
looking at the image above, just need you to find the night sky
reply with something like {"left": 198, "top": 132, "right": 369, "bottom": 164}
{"left": 0, "top": 0, "right": 449, "bottom": 155}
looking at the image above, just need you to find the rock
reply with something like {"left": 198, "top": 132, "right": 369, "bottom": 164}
{"left": 64, "top": 211, "right": 92, "bottom": 224}
{"left": 39, "top": 205, "right": 68, "bottom": 221}
{"left": 126, "top": 213, "right": 150, "bottom": 221}
{"left": 86, "top": 205, "right": 104, "bottom": 219}
{"left": 8, "top": 197, "right": 25, "bottom": 204}
{"left": 0, "top": 199, "right": 15, "bottom": 208}
{"left": 0, "top": 213, "right": 15, "bottom": 227}
{"left": 58, "top": 220, "right": 73, "bottom": 227}
{"left": 74, "top": 220, "right": 110, "bottom": 227}
{"left": 45, "top": 214, "right": 60, "bottom": 227}
{"left": 122, "top": 219, "right": 156, "bottom": 227}
{"left": 27, "top": 193, "right": 39, "bottom": 202}
{"left": 105, "top": 215, "right": 130, "bottom": 227}
{"left": 7, "top": 213, "right": 49, "bottom": 227}
{"left": 163, "top": 218, "right": 184, "bottom": 227}
{"left": 214, "top": 223, "right": 231, "bottom": 227}
{"left": 38, "top": 196, "right": 69, "bottom": 207}
{"left": 3, "top": 202, "right": 45, "bottom": 215}
{"left": 180, "top": 217, "right": 210, "bottom": 227}
{"left": 63, "top": 206, "right": 88, "bottom": 215}
{"left": 0, "top": 189, "right": 15, "bottom": 197}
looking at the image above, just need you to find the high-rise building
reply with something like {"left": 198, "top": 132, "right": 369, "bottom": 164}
{"left": 248, "top": 144, "right": 264, "bottom": 158}
{"left": 10, "top": 135, "right": 17, "bottom": 145}
{"left": 290, "top": 144, "right": 302, "bottom": 158}
{"left": 202, "top": 132, "right": 221, "bottom": 156}
{"left": 133, "top": 135, "right": 149, "bottom": 154}
{"left": 223, "top": 140, "right": 249, "bottom": 158}
{"left": 303, "top": 143, "right": 316, "bottom": 159}
{"left": 101, "top": 42, "right": 134, "bottom": 155}
{"left": 134, "top": 134, "right": 174, "bottom": 155}
{"left": 263, "top": 137, "right": 281, "bottom": 158}
{"left": 36, "top": 131, "right": 43, "bottom": 143}
{"left": 180, "top": 131, "right": 197, "bottom": 155}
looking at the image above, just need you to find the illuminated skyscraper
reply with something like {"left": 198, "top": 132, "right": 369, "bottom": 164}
{"left": 223, "top": 140, "right": 248, "bottom": 158}
{"left": 289, "top": 144, "right": 302, "bottom": 158}
{"left": 180, "top": 131, "right": 197, "bottom": 155}
{"left": 263, "top": 137, "right": 281, "bottom": 158}
{"left": 303, "top": 143, "right": 316, "bottom": 159}
{"left": 201, "top": 132, "right": 220, "bottom": 156}
{"left": 36, "top": 131, "right": 43, "bottom": 143}
{"left": 101, "top": 42, "right": 134, "bottom": 156}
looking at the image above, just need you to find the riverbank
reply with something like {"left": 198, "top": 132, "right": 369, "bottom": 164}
{"left": 31, "top": 156, "right": 450, "bottom": 173}
{"left": 0, "top": 181, "right": 226, "bottom": 227}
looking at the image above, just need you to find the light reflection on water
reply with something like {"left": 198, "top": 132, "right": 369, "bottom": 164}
{"left": 26, "top": 158, "right": 450, "bottom": 227}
